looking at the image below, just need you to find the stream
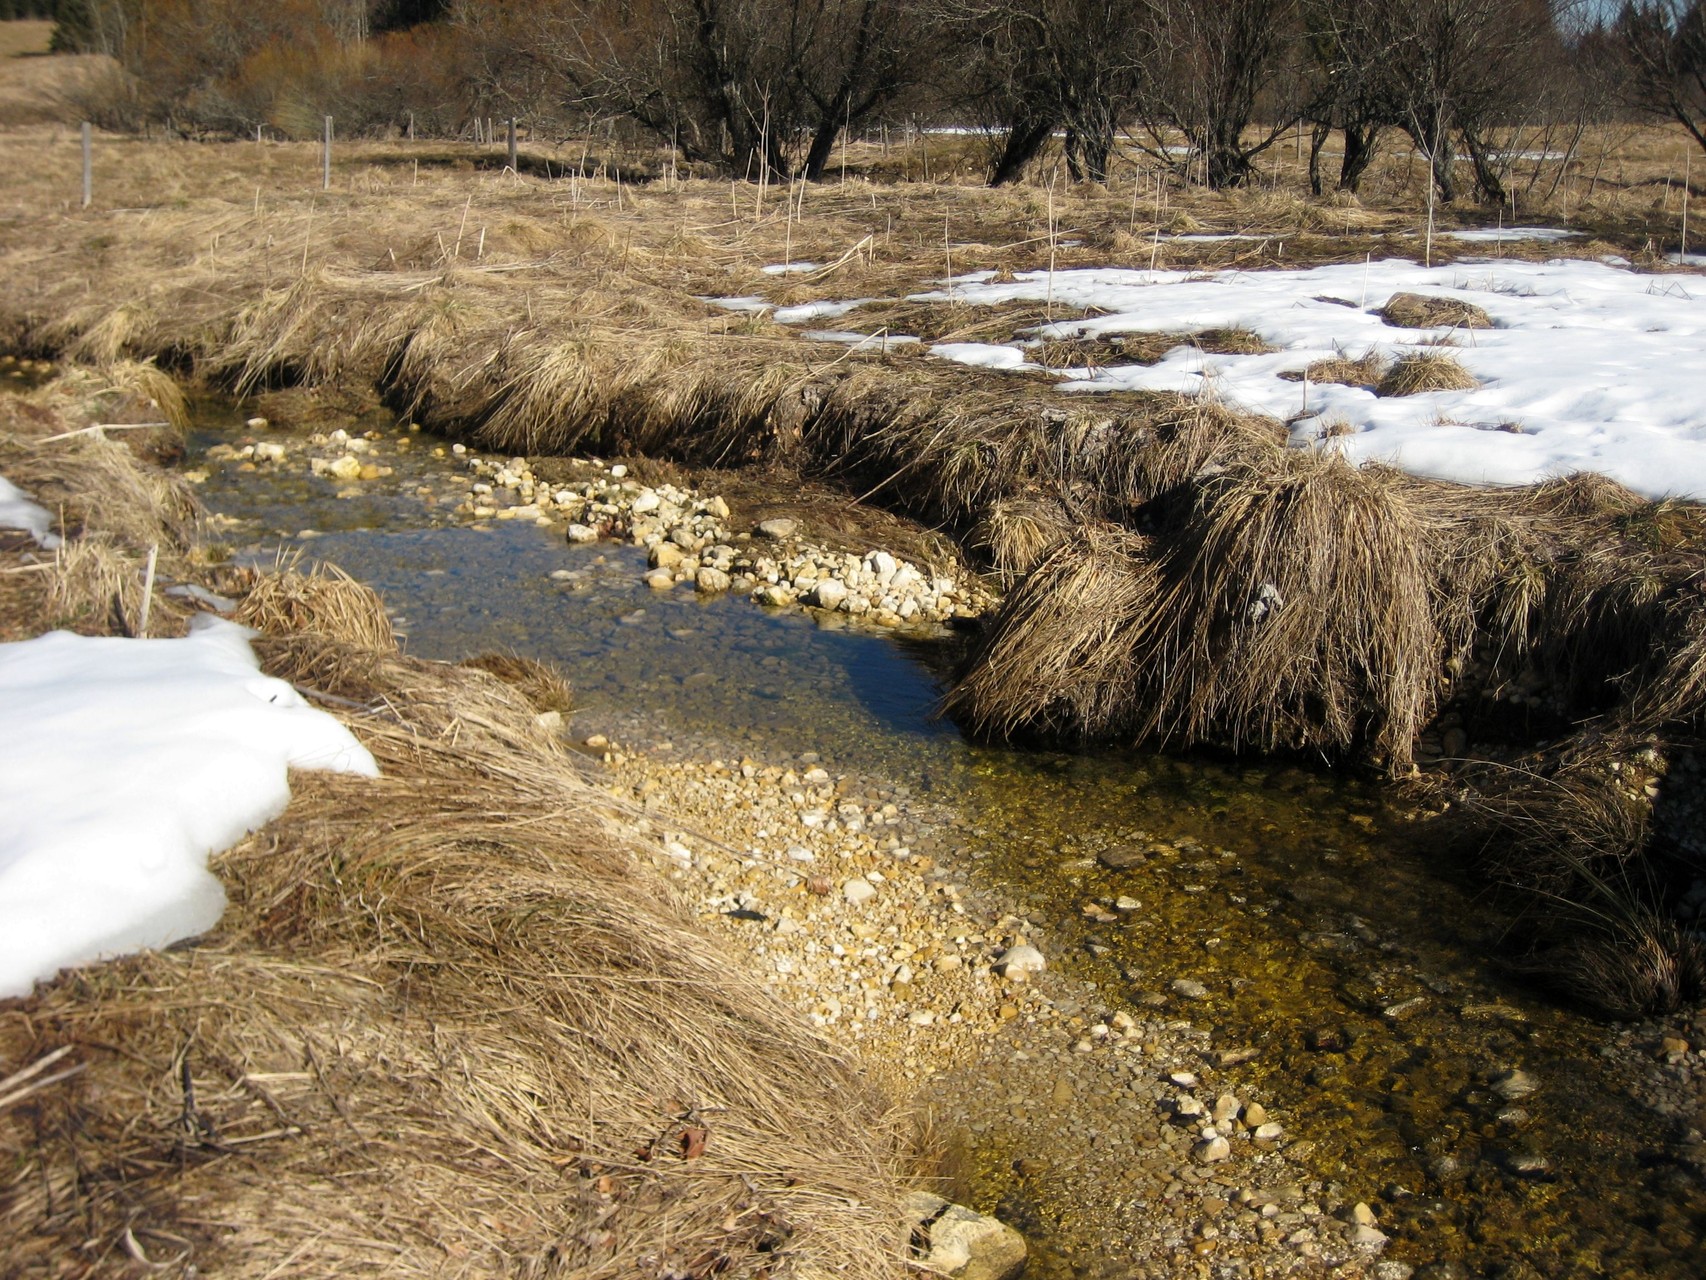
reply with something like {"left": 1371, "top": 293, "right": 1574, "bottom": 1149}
{"left": 191, "top": 412, "right": 1706, "bottom": 1279}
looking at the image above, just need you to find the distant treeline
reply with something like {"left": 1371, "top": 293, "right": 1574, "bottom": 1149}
{"left": 0, "top": 0, "right": 58, "bottom": 19}
{"left": 37, "top": 1, "right": 1706, "bottom": 199}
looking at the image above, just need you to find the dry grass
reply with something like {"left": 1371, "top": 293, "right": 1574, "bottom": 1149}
{"left": 1442, "top": 738, "right": 1706, "bottom": 1016}
{"left": 233, "top": 560, "right": 396, "bottom": 651}
{"left": 972, "top": 496, "right": 1079, "bottom": 585}
{"left": 0, "top": 386, "right": 912, "bottom": 1279}
{"left": 1296, "top": 349, "right": 1387, "bottom": 388}
{"left": 0, "top": 20, "right": 52, "bottom": 60}
{"left": 1188, "top": 327, "right": 1274, "bottom": 356}
{"left": 1379, "top": 292, "right": 1494, "bottom": 331}
{"left": 949, "top": 452, "right": 1443, "bottom": 766}
{"left": 1378, "top": 349, "right": 1480, "bottom": 396}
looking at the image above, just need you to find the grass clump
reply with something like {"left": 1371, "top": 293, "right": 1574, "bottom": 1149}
{"left": 1189, "top": 327, "right": 1275, "bottom": 355}
{"left": 950, "top": 452, "right": 1442, "bottom": 767}
{"left": 1378, "top": 349, "right": 1480, "bottom": 396}
{"left": 1302, "top": 349, "right": 1387, "bottom": 388}
{"left": 1379, "top": 291, "right": 1494, "bottom": 330}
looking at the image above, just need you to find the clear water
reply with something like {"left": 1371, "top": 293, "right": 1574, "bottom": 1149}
{"left": 194, "top": 418, "right": 1706, "bottom": 1279}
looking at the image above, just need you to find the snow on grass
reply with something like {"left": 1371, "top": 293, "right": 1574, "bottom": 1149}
{"left": 900, "top": 258, "right": 1706, "bottom": 499}
{"left": 0, "top": 616, "right": 378, "bottom": 996}
{"left": 762, "top": 262, "right": 822, "bottom": 275}
{"left": 0, "top": 472, "right": 58, "bottom": 547}
{"left": 1443, "top": 226, "right": 1581, "bottom": 243}
{"left": 801, "top": 329, "right": 920, "bottom": 352}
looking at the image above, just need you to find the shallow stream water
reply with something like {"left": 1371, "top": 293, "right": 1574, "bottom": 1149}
{"left": 193, "top": 416, "right": 1706, "bottom": 1279}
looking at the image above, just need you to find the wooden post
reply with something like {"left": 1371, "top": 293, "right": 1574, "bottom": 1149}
{"left": 508, "top": 116, "right": 518, "bottom": 173}
{"left": 407, "top": 110, "right": 414, "bottom": 142}
{"left": 323, "top": 115, "right": 332, "bottom": 190}
{"left": 81, "top": 122, "right": 91, "bottom": 209}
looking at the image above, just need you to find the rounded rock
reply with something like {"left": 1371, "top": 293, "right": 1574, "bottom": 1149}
{"left": 996, "top": 944, "right": 1047, "bottom": 979}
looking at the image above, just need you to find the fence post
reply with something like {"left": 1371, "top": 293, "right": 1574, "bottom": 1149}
{"left": 407, "top": 110, "right": 414, "bottom": 143}
{"left": 508, "top": 116, "right": 518, "bottom": 173}
{"left": 323, "top": 115, "right": 333, "bottom": 191}
{"left": 81, "top": 122, "right": 91, "bottom": 209}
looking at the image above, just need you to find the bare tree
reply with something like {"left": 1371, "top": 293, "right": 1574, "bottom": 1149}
{"left": 1302, "top": 0, "right": 1399, "bottom": 194}
{"left": 1307, "top": 1, "right": 1566, "bottom": 204}
{"left": 931, "top": 0, "right": 1154, "bottom": 185}
{"left": 1131, "top": 0, "right": 1305, "bottom": 189}
{"left": 456, "top": 1, "right": 929, "bottom": 180}
{"left": 1615, "top": 1, "right": 1706, "bottom": 153}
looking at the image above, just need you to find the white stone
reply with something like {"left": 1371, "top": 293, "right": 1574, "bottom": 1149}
{"left": 903, "top": 1193, "right": 1027, "bottom": 1280}
{"left": 810, "top": 579, "right": 849, "bottom": 610}
{"left": 995, "top": 944, "right": 1046, "bottom": 978}
{"left": 566, "top": 523, "right": 599, "bottom": 543}
{"left": 843, "top": 877, "right": 877, "bottom": 905}
{"left": 1194, "top": 1136, "right": 1232, "bottom": 1163}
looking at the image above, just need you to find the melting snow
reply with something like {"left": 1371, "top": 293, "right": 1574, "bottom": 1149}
{"left": 901, "top": 258, "right": 1706, "bottom": 499}
{"left": 1443, "top": 226, "right": 1581, "bottom": 243}
{"left": 0, "top": 616, "right": 378, "bottom": 996}
{"left": 0, "top": 473, "right": 58, "bottom": 548}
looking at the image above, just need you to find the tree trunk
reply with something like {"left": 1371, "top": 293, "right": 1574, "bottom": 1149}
{"left": 802, "top": 109, "right": 841, "bottom": 181}
{"left": 1308, "top": 120, "right": 1330, "bottom": 197}
{"left": 1461, "top": 128, "right": 1507, "bottom": 205}
{"left": 991, "top": 116, "right": 1055, "bottom": 186}
{"left": 1338, "top": 122, "right": 1381, "bottom": 194}
{"left": 1430, "top": 138, "right": 1457, "bottom": 204}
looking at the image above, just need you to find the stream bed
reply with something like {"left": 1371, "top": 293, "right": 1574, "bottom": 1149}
{"left": 192, "top": 414, "right": 1706, "bottom": 1279}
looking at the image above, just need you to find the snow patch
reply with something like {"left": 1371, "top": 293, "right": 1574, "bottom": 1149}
{"left": 0, "top": 473, "right": 59, "bottom": 548}
{"left": 902, "top": 258, "right": 1706, "bottom": 500}
{"left": 0, "top": 616, "right": 378, "bottom": 996}
{"left": 1443, "top": 226, "right": 1581, "bottom": 243}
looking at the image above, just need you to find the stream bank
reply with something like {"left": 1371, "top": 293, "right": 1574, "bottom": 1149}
{"left": 190, "top": 409, "right": 1706, "bottom": 1279}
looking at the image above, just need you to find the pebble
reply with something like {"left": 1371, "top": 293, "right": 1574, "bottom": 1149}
{"left": 1490, "top": 1068, "right": 1538, "bottom": 1101}
{"left": 757, "top": 517, "right": 799, "bottom": 539}
{"left": 843, "top": 877, "right": 877, "bottom": 906}
{"left": 1098, "top": 844, "right": 1147, "bottom": 870}
{"left": 1170, "top": 978, "right": 1209, "bottom": 1000}
{"left": 1195, "top": 1136, "right": 1232, "bottom": 1164}
{"left": 995, "top": 945, "right": 1047, "bottom": 979}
